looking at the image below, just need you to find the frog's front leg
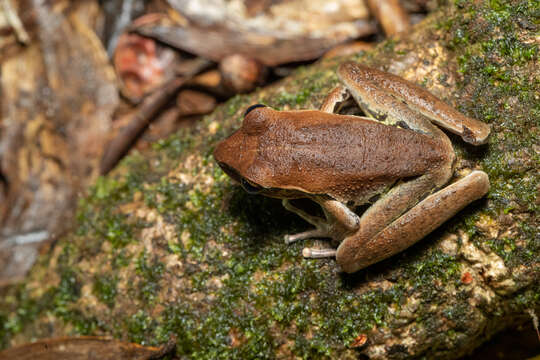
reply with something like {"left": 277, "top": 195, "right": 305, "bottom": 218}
{"left": 337, "top": 170, "right": 489, "bottom": 273}
{"left": 282, "top": 199, "right": 329, "bottom": 243}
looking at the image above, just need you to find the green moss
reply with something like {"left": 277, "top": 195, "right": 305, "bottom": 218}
{"left": 152, "top": 130, "right": 195, "bottom": 160}
{"left": 148, "top": 259, "right": 404, "bottom": 359}
{"left": 0, "top": 287, "right": 41, "bottom": 348}
{"left": 0, "top": 262, "right": 102, "bottom": 349}
{"left": 453, "top": 0, "right": 468, "bottom": 9}
{"left": 53, "top": 268, "right": 81, "bottom": 315}
{"left": 93, "top": 176, "right": 123, "bottom": 201}
{"left": 144, "top": 177, "right": 189, "bottom": 214}
{"left": 402, "top": 248, "right": 462, "bottom": 300}
{"left": 135, "top": 252, "right": 164, "bottom": 303}
{"left": 126, "top": 310, "right": 156, "bottom": 346}
{"left": 512, "top": 284, "right": 540, "bottom": 310}
{"left": 155, "top": 304, "right": 197, "bottom": 354}
{"left": 271, "top": 68, "right": 336, "bottom": 110}
{"left": 48, "top": 269, "right": 100, "bottom": 333}
{"left": 154, "top": 227, "right": 404, "bottom": 357}
{"left": 275, "top": 85, "right": 316, "bottom": 108}
{"left": 76, "top": 174, "right": 145, "bottom": 249}
{"left": 112, "top": 249, "right": 132, "bottom": 268}
{"left": 383, "top": 38, "right": 397, "bottom": 52}
{"left": 452, "top": 27, "right": 470, "bottom": 48}
{"left": 104, "top": 216, "right": 135, "bottom": 248}
{"left": 93, "top": 275, "right": 118, "bottom": 308}
{"left": 441, "top": 0, "right": 540, "bottom": 273}
{"left": 66, "top": 311, "right": 100, "bottom": 335}
{"left": 226, "top": 94, "right": 246, "bottom": 116}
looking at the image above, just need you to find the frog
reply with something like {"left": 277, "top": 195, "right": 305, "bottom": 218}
{"left": 213, "top": 61, "right": 490, "bottom": 273}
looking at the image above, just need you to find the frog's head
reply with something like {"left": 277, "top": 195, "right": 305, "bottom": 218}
{"left": 214, "top": 104, "right": 310, "bottom": 199}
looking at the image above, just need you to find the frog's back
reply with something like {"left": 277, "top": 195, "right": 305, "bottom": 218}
{"left": 258, "top": 110, "right": 450, "bottom": 203}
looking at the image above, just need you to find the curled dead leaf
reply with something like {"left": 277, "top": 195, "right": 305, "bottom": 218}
{"left": 461, "top": 271, "right": 473, "bottom": 285}
{"left": 349, "top": 333, "right": 368, "bottom": 348}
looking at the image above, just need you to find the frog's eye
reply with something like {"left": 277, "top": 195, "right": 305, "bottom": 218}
{"left": 241, "top": 178, "right": 262, "bottom": 194}
{"left": 244, "top": 104, "right": 267, "bottom": 117}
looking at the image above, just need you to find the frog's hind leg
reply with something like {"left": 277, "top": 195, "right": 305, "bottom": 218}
{"left": 319, "top": 85, "right": 350, "bottom": 113}
{"left": 282, "top": 198, "right": 360, "bottom": 259}
{"left": 336, "top": 170, "right": 489, "bottom": 273}
{"left": 338, "top": 62, "right": 490, "bottom": 145}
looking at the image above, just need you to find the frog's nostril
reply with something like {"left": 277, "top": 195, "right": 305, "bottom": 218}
{"left": 244, "top": 104, "right": 267, "bottom": 117}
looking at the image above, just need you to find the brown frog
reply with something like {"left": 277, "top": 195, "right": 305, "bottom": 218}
{"left": 214, "top": 62, "right": 490, "bottom": 273}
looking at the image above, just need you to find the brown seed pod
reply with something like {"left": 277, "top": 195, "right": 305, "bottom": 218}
{"left": 219, "top": 54, "right": 267, "bottom": 94}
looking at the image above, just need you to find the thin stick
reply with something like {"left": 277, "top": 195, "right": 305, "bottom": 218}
{"left": 100, "top": 58, "right": 213, "bottom": 174}
{"left": 1, "top": 0, "right": 30, "bottom": 44}
{"left": 100, "top": 77, "right": 185, "bottom": 174}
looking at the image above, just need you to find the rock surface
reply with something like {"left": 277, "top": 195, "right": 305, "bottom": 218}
{"left": 1, "top": 1, "right": 538, "bottom": 359}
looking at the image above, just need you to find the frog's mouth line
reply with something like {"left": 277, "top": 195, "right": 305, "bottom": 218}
{"left": 217, "top": 161, "right": 308, "bottom": 199}
{"left": 216, "top": 161, "right": 243, "bottom": 184}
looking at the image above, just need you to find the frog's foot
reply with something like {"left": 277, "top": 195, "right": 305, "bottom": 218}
{"left": 282, "top": 199, "right": 334, "bottom": 244}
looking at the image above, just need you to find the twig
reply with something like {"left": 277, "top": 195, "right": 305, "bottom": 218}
{"left": 175, "top": 57, "right": 213, "bottom": 77}
{"left": 100, "top": 77, "right": 185, "bottom": 174}
{"left": 100, "top": 58, "right": 213, "bottom": 174}
{"left": 106, "top": 0, "right": 135, "bottom": 57}
{"left": 1, "top": 0, "right": 30, "bottom": 44}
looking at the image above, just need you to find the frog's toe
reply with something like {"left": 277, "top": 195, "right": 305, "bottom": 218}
{"left": 284, "top": 228, "right": 331, "bottom": 244}
{"left": 302, "top": 247, "right": 336, "bottom": 258}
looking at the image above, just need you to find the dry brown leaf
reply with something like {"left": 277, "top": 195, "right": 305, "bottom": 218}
{"left": 0, "top": 336, "right": 175, "bottom": 360}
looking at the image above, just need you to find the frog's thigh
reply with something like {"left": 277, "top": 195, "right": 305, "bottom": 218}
{"left": 336, "top": 171, "right": 489, "bottom": 273}
{"left": 316, "top": 198, "right": 360, "bottom": 231}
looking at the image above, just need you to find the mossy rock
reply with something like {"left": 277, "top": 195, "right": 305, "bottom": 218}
{"left": 1, "top": 1, "right": 538, "bottom": 359}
